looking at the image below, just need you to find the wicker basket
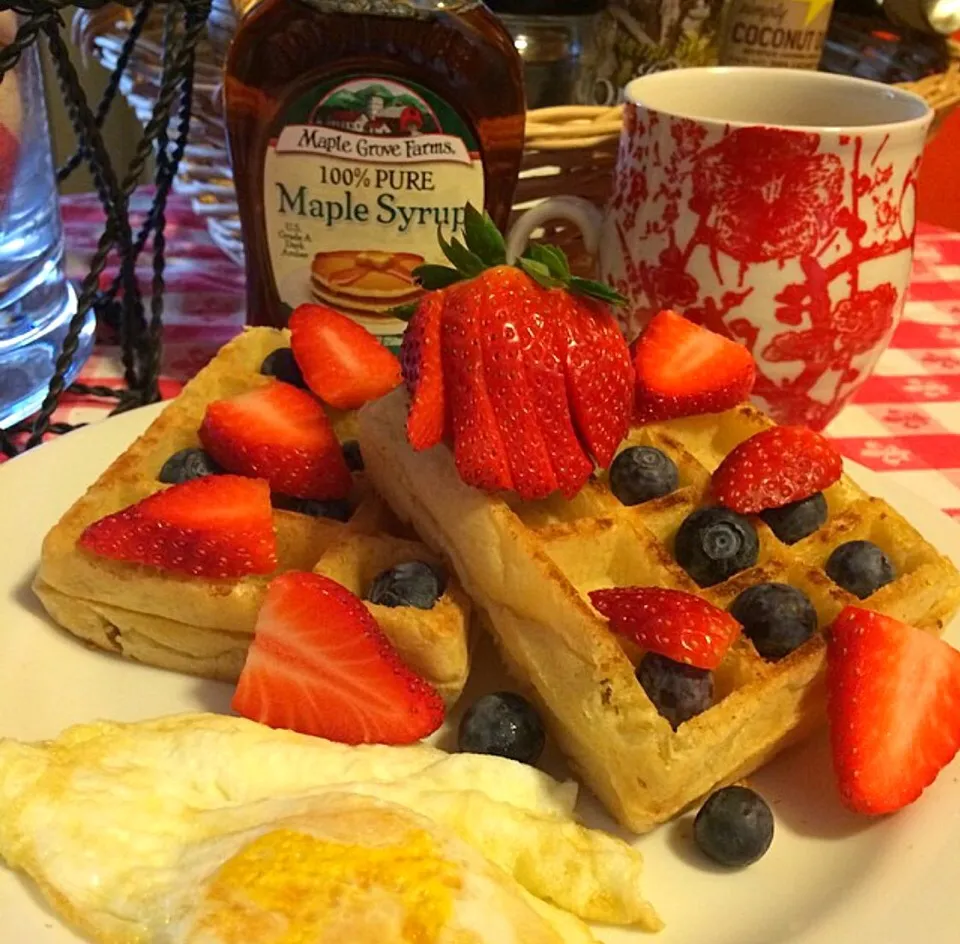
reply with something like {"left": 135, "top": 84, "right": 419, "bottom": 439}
{"left": 75, "top": 4, "right": 960, "bottom": 269}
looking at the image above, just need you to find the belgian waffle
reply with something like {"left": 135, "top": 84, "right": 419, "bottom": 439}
{"left": 359, "top": 388, "right": 960, "bottom": 831}
{"left": 34, "top": 329, "right": 471, "bottom": 703}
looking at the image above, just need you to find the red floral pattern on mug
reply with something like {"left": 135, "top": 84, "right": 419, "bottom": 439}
{"left": 639, "top": 245, "right": 699, "bottom": 311}
{"left": 606, "top": 111, "right": 925, "bottom": 429}
{"left": 691, "top": 128, "right": 845, "bottom": 265}
{"left": 765, "top": 282, "right": 897, "bottom": 365}
{"left": 613, "top": 106, "right": 650, "bottom": 223}
{"left": 833, "top": 284, "right": 899, "bottom": 354}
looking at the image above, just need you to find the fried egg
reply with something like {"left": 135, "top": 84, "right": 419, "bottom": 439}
{"left": 0, "top": 714, "right": 661, "bottom": 943}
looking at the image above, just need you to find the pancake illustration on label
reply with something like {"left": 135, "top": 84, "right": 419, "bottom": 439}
{"left": 310, "top": 250, "right": 425, "bottom": 324}
{"left": 262, "top": 77, "right": 486, "bottom": 346}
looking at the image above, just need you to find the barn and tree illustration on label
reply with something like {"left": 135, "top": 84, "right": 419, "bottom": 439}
{"left": 263, "top": 76, "right": 485, "bottom": 344}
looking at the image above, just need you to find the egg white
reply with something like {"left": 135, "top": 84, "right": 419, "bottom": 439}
{"left": 0, "top": 713, "right": 661, "bottom": 942}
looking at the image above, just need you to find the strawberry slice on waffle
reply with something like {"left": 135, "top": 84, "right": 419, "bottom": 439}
{"left": 233, "top": 571, "right": 445, "bottom": 745}
{"left": 289, "top": 303, "right": 401, "bottom": 410}
{"left": 79, "top": 475, "right": 276, "bottom": 578}
{"left": 631, "top": 310, "right": 755, "bottom": 424}
{"left": 199, "top": 381, "right": 352, "bottom": 501}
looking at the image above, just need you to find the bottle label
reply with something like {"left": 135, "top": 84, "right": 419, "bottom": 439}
{"left": 263, "top": 75, "right": 485, "bottom": 346}
{"left": 719, "top": 0, "right": 833, "bottom": 69}
{"left": 576, "top": 4, "right": 723, "bottom": 106}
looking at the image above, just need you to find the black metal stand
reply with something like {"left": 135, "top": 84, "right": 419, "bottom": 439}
{"left": 0, "top": 0, "right": 211, "bottom": 456}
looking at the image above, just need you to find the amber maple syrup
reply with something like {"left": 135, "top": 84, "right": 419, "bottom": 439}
{"left": 225, "top": 0, "right": 526, "bottom": 345}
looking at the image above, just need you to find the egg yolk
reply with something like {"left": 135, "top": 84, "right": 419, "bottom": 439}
{"left": 191, "top": 827, "right": 463, "bottom": 944}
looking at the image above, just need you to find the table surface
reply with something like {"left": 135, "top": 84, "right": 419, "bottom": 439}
{"left": 14, "top": 190, "right": 960, "bottom": 520}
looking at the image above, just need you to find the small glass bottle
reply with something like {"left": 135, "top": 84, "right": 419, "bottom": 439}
{"left": 224, "top": 0, "right": 526, "bottom": 348}
{"left": 485, "top": 0, "right": 606, "bottom": 109}
{"left": 717, "top": 0, "right": 836, "bottom": 70}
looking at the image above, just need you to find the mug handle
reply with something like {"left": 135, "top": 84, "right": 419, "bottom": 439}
{"left": 505, "top": 196, "right": 605, "bottom": 266}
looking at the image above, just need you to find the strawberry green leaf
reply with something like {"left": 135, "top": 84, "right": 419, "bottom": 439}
{"left": 413, "top": 263, "right": 464, "bottom": 291}
{"left": 568, "top": 276, "right": 627, "bottom": 306}
{"left": 518, "top": 257, "right": 563, "bottom": 290}
{"left": 463, "top": 204, "right": 507, "bottom": 267}
{"left": 439, "top": 231, "right": 485, "bottom": 278}
{"left": 525, "top": 243, "right": 571, "bottom": 282}
{"left": 415, "top": 202, "right": 625, "bottom": 307}
{"left": 390, "top": 302, "right": 421, "bottom": 321}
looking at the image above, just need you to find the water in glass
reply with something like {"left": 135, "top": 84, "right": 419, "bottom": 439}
{"left": 0, "top": 30, "right": 93, "bottom": 429}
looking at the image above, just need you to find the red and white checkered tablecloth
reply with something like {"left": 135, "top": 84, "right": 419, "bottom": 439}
{"left": 25, "top": 190, "right": 960, "bottom": 520}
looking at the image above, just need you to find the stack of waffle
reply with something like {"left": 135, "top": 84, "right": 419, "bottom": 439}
{"left": 34, "top": 329, "right": 471, "bottom": 704}
{"left": 359, "top": 388, "right": 960, "bottom": 831}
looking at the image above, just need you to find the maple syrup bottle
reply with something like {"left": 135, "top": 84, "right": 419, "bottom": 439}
{"left": 225, "top": 0, "right": 526, "bottom": 346}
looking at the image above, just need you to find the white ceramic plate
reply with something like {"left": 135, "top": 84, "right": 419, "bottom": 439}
{"left": 1, "top": 404, "right": 959, "bottom": 944}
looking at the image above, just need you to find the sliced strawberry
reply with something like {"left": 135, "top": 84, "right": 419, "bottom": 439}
{"left": 441, "top": 284, "right": 513, "bottom": 493}
{"left": 521, "top": 291, "right": 594, "bottom": 497}
{"left": 233, "top": 572, "right": 444, "bottom": 744}
{"left": 712, "top": 425, "right": 843, "bottom": 515}
{"left": 199, "top": 381, "right": 352, "bottom": 501}
{"left": 477, "top": 268, "right": 559, "bottom": 500}
{"left": 827, "top": 606, "right": 960, "bottom": 815}
{"left": 289, "top": 303, "right": 401, "bottom": 410}
{"left": 79, "top": 475, "right": 276, "bottom": 578}
{"left": 401, "top": 209, "right": 631, "bottom": 497}
{"left": 632, "top": 310, "right": 756, "bottom": 423}
{"left": 401, "top": 291, "right": 446, "bottom": 451}
{"left": 560, "top": 294, "right": 633, "bottom": 468}
{"left": 589, "top": 586, "right": 741, "bottom": 670}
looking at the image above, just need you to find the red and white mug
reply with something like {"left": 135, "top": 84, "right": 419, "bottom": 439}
{"left": 507, "top": 68, "right": 933, "bottom": 429}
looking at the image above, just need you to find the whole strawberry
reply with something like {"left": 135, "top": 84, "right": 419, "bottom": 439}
{"left": 399, "top": 205, "right": 632, "bottom": 501}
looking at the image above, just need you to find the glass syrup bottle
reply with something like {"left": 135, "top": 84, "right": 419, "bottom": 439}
{"left": 225, "top": 0, "right": 526, "bottom": 347}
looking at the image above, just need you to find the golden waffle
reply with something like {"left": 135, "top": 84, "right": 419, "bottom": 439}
{"left": 359, "top": 388, "right": 960, "bottom": 831}
{"left": 34, "top": 330, "right": 470, "bottom": 703}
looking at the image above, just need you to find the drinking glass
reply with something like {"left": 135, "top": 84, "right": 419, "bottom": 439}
{"left": 0, "top": 18, "right": 93, "bottom": 429}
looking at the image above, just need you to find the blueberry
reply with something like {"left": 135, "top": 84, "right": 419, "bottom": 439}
{"left": 760, "top": 493, "right": 828, "bottom": 544}
{"left": 272, "top": 495, "right": 352, "bottom": 522}
{"left": 157, "top": 448, "right": 223, "bottom": 484}
{"left": 609, "top": 446, "right": 679, "bottom": 506}
{"left": 825, "top": 540, "right": 895, "bottom": 599}
{"left": 636, "top": 652, "right": 713, "bottom": 729}
{"left": 366, "top": 561, "right": 446, "bottom": 609}
{"left": 458, "top": 692, "right": 545, "bottom": 764}
{"left": 694, "top": 785, "right": 774, "bottom": 867}
{"left": 730, "top": 583, "right": 816, "bottom": 661}
{"left": 342, "top": 439, "right": 364, "bottom": 472}
{"left": 674, "top": 507, "right": 760, "bottom": 587}
{"left": 260, "top": 348, "right": 306, "bottom": 388}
